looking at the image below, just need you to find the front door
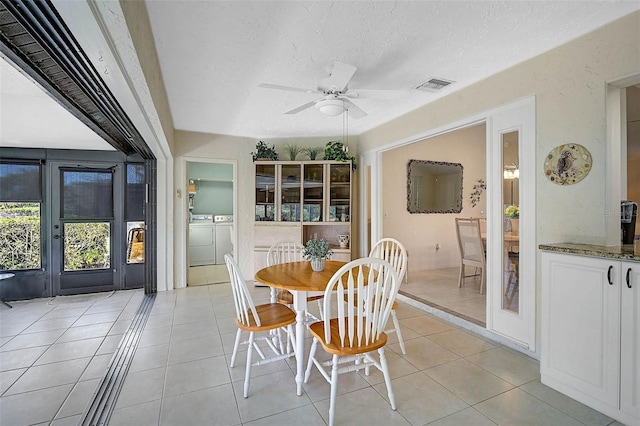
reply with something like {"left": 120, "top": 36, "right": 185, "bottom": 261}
{"left": 49, "top": 161, "right": 123, "bottom": 295}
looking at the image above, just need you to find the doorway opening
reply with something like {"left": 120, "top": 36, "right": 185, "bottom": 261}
{"left": 379, "top": 123, "right": 488, "bottom": 325}
{"left": 186, "top": 160, "right": 235, "bottom": 287}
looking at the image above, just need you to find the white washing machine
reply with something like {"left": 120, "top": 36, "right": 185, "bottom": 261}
{"left": 189, "top": 214, "right": 215, "bottom": 266}
{"left": 214, "top": 215, "right": 233, "bottom": 264}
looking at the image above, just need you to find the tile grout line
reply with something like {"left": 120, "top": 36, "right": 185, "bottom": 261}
{"left": 79, "top": 293, "right": 155, "bottom": 426}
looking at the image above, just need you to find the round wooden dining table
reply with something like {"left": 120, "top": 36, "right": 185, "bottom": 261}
{"left": 255, "top": 260, "right": 346, "bottom": 396}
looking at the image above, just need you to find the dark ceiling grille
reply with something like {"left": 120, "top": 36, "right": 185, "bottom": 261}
{"left": 416, "top": 77, "right": 455, "bottom": 92}
{"left": 0, "top": 0, "right": 154, "bottom": 159}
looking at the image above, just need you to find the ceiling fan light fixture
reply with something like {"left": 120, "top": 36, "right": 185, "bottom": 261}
{"left": 503, "top": 162, "right": 520, "bottom": 179}
{"left": 315, "top": 98, "right": 344, "bottom": 116}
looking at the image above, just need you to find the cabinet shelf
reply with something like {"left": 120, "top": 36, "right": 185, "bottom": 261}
{"left": 255, "top": 161, "right": 352, "bottom": 273}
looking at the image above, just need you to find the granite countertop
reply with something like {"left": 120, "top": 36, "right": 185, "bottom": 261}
{"left": 539, "top": 242, "right": 640, "bottom": 262}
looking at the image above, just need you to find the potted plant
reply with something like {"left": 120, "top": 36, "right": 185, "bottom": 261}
{"left": 302, "top": 238, "right": 333, "bottom": 272}
{"left": 251, "top": 141, "right": 279, "bottom": 161}
{"left": 302, "top": 146, "right": 323, "bottom": 160}
{"left": 504, "top": 204, "right": 520, "bottom": 235}
{"left": 284, "top": 143, "right": 302, "bottom": 160}
{"left": 324, "top": 141, "right": 356, "bottom": 169}
{"left": 504, "top": 205, "right": 519, "bottom": 218}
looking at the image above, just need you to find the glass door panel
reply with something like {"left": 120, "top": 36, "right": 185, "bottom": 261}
{"left": 126, "top": 223, "right": 145, "bottom": 264}
{"left": 303, "top": 164, "right": 324, "bottom": 222}
{"left": 63, "top": 222, "right": 110, "bottom": 271}
{"left": 124, "top": 164, "right": 145, "bottom": 288}
{"left": 51, "top": 163, "right": 121, "bottom": 294}
{"left": 255, "top": 164, "right": 276, "bottom": 221}
{"left": 502, "top": 131, "right": 520, "bottom": 313}
{"left": 280, "top": 164, "right": 301, "bottom": 222}
{"left": 328, "top": 164, "right": 350, "bottom": 222}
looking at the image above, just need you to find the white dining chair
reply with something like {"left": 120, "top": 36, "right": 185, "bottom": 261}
{"left": 455, "top": 218, "right": 486, "bottom": 294}
{"left": 304, "top": 257, "right": 400, "bottom": 426}
{"left": 267, "top": 240, "right": 324, "bottom": 322}
{"left": 369, "top": 237, "right": 408, "bottom": 355}
{"left": 224, "top": 254, "right": 296, "bottom": 398}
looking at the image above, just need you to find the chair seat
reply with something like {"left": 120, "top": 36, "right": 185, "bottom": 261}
{"left": 236, "top": 303, "right": 296, "bottom": 332}
{"left": 309, "top": 318, "right": 388, "bottom": 356}
{"left": 277, "top": 289, "right": 324, "bottom": 305}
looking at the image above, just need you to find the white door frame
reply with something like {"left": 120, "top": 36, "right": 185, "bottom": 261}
{"left": 174, "top": 157, "right": 238, "bottom": 289}
{"left": 360, "top": 96, "right": 536, "bottom": 350}
{"left": 486, "top": 97, "right": 536, "bottom": 350}
{"left": 605, "top": 73, "right": 640, "bottom": 245}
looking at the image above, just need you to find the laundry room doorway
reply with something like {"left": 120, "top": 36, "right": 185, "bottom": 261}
{"left": 186, "top": 160, "right": 235, "bottom": 286}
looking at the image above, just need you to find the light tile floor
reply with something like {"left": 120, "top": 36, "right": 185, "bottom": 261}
{"left": 0, "top": 283, "right": 624, "bottom": 425}
{"left": 402, "top": 267, "right": 487, "bottom": 324}
{"left": 0, "top": 290, "right": 144, "bottom": 426}
{"left": 188, "top": 265, "right": 231, "bottom": 286}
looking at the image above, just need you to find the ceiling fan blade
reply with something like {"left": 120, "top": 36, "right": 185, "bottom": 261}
{"left": 344, "top": 89, "right": 411, "bottom": 99}
{"left": 258, "top": 83, "right": 317, "bottom": 94}
{"left": 328, "top": 62, "right": 357, "bottom": 92}
{"left": 342, "top": 98, "right": 367, "bottom": 119}
{"left": 284, "top": 99, "right": 320, "bottom": 115}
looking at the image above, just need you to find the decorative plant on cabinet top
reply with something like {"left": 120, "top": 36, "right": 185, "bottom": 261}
{"left": 302, "top": 146, "right": 323, "bottom": 160}
{"left": 324, "top": 141, "right": 356, "bottom": 169}
{"left": 284, "top": 144, "right": 302, "bottom": 160}
{"left": 251, "top": 141, "right": 279, "bottom": 161}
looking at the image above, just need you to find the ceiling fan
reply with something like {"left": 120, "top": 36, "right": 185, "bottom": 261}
{"left": 258, "top": 62, "right": 375, "bottom": 119}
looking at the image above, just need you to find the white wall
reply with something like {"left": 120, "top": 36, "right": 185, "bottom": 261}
{"left": 173, "top": 132, "right": 356, "bottom": 279}
{"left": 359, "top": 11, "right": 640, "bottom": 248}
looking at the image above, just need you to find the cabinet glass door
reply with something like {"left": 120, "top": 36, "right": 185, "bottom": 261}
{"left": 280, "top": 164, "right": 301, "bottom": 222}
{"left": 255, "top": 164, "right": 275, "bottom": 221}
{"left": 328, "top": 164, "right": 350, "bottom": 222}
{"left": 303, "top": 164, "right": 324, "bottom": 222}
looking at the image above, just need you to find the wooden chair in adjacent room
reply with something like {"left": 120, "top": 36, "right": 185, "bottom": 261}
{"left": 267, "top": 240, "right": 324, "bottom": 323}
{"left": 304, "top": 257, "right": 400, "bottom": 426}
{"left": 224, "top": 254, "right": 296, "bottom": 398}
{"left": 455, "top": 218, "right": 486, "bottom": 294}
{"left": 369, "top": 237, "right": 408, "bottom": 355}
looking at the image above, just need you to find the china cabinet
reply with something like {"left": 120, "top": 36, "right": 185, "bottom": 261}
{"left": 541, "top": 251, "right": 639, "bottom": 425}
{"left": 254, "top": 161, "right": 353, "bottom": 272}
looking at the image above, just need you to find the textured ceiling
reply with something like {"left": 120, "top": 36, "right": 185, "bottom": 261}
{"left": 1, "top": 1, "right": 639, "bottom": 150}
{"left": 145, "top": 0, "right": 640, "bottom": 139}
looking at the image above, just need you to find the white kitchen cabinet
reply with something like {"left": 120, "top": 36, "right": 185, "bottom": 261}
{"left": 541, "top": 252, "right": 639, "bottom": 425}
{"left": 620, "top": 261, "right": 640, "bottom": 421}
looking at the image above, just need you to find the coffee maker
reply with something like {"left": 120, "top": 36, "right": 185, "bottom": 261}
{"left": 621, "top": 201, "right": 638, "bottom": 244}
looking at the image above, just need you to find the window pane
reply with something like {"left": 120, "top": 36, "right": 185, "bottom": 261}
{"left": 0, "top": 202, "right": 41, "bottom": 270}
{"left": 62, "top": 170, "right": 113, "bottom": 219}
{"left": 63, "top": 222, "right": 110, "bottom": 271}
{"left": 502, "top": 131, "right": 520, "bottom": 314}
{"left": 126, "top": 164, "right": 145, "bottom": 220}
{"left": 127, "top": 222, "right": 145, "bottom": 264}
{"left": 0, "top": 162, "right": 42, "bottom": 202}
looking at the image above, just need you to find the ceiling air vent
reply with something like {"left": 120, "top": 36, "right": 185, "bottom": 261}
{"left": 416, "top": 78, "right": 454, "bottom": 92}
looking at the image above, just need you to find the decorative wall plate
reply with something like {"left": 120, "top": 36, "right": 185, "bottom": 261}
{"left": 544, "top": 144, "right": 592, "bottom": 185}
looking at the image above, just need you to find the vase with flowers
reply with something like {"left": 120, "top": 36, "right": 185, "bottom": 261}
{"left": 504, "top": 205, "right": 520, "bottom": 235}
{"left": 302, "top": 238, "right": 333, "bottom": 272}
